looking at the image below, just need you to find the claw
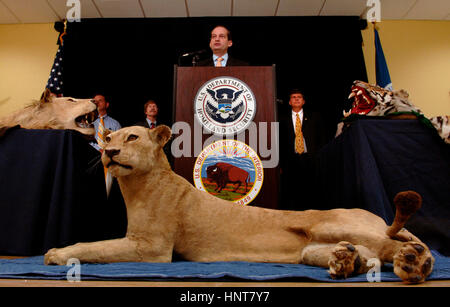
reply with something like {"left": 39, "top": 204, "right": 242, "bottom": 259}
{"left": 402, "top": 265, "right": 413, "bottom": 273}
{"left": 422, "top": 258, "right": 432, "bottom": 274}
{"left": 346, "top": 244, "right": 356, "bottom": 252}
{"left": 407, "top": 275, "right": 423, "bottom": 283}
{"left": 413, "top": 244, "right": 425, "bottom": 254}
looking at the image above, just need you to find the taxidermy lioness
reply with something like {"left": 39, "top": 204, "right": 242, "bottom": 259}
{"left": 0, "top": 89, "right": 97, "bottom": 136}
{"left": 44, "top": 126, "right": 434, "bottom": 283}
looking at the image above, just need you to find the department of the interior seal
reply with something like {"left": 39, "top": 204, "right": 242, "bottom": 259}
{"left": 194, "top": 76, "right": 256, "bottom": 135}
{"left": 193, "top": 140, "right": 264, "bottom": 205}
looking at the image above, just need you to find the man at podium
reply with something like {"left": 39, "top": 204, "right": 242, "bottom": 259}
{"left": 197, "top": 25, "right": 248, "bottom": 67}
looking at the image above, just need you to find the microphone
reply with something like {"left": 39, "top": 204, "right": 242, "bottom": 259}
{"left": 181, "top": 49, "right": 207, "bottom": 57}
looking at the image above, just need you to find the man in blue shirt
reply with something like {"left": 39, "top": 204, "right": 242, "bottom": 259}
{"left": 91, "top": 94, "right": 121, "bottom": 152}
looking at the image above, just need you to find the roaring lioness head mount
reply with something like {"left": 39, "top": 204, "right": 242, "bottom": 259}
{"left": 0, "top": 89, "right": 98, "bottom": 136}
{"left": 101, "top": 125, "right": 172, "bottom": 177}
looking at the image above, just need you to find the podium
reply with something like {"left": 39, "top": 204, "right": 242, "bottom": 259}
{"left": 172, "top": 65, "right": 279, "bottom": 209}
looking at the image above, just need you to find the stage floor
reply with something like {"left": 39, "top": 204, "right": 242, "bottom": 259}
{"left": 0, "top": 278, "right": 449, "bottom": 287}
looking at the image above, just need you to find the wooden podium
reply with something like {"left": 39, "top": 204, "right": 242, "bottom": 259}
{"left": 172, "top": 65, "right": 279, "bottom": 209}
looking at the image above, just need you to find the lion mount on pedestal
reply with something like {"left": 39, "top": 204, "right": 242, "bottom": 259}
{"left": 0, "top": 89, "right": 97, "bottom": 137}
{"left": 45, "top": 125, "right": 434, "bottom": 283}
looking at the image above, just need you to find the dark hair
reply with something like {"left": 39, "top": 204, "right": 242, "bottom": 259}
{"left": 144, "top": 99, "right": 158, "bottom": 112}
{"left": 94, "top": 94, "right": 108, "bottom": 102}
{"left": 211, "top": 25, "right": 232, "bottom": 41}
{"left": 289, "top": 89, "right": 305, "bottom": 99}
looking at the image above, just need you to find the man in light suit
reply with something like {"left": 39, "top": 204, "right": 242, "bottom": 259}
{"left": 197, "top": 25, "right": 248, "bottom": 67}
{"left": 279, "top": 89, "right": 328, "bottom": 210}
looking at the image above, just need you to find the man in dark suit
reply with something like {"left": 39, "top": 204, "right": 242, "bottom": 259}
{"left": 135, "top": 99, "right": 161, "bottom": 129}
{"left": 135, "top": 99, "right": 173, "bottom": 165}
{"left": 279, "top": 89, "right": 328, "bottom": 210}
{"left": 197, "top": 25, "right": 248, "bottom": 67}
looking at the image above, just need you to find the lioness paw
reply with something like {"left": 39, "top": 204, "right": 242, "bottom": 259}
{"left": 328, "top": 241, "right": 361, "bottom": 279}
{"left": 393, "top": 242, "right": 434, "bottom": 283}
{"left": 44, "top": 248, "right": 70, "bottom": 265}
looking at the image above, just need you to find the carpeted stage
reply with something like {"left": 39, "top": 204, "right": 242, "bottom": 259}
{"left": 0, "top": 250, "right": 448, "bottom": 284}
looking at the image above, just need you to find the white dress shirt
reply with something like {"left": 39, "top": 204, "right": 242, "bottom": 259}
{"left": 146, "top": 118, "right": 157, "bottom": 128}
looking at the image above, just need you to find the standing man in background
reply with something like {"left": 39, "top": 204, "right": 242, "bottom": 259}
{"left": 91, "top": 94, "right": 122, "bottom": 197}
{"left": 135, "top": 99, "right": 173, "bottom": 165}
{"left": 135, "top": 99, "right": 161, "bottom": 129}
{"left": 279, "top": 89, "right": 327, "bottom": 210}
{"left": 92, "top": 94, "right": 121, "bottom": 152}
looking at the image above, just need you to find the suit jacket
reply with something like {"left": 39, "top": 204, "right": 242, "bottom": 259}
{"left": 134, "top": 119, "right": 172, "bottom": 129}
{"left": 197, "top": 55, "right": 248, "bottom": 67}
{"left": 134, "top": 120, "right": 156, "bottom": 129}
{"left": 279, "top": 108, "right": 327, "bottom": 171}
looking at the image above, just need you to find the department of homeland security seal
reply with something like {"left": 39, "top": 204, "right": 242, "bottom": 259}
{"left": 194, "top": 76, "right": 256, "bottom": 135}
{"left": 193, "top": 140, "right": 264, "bottom": 205}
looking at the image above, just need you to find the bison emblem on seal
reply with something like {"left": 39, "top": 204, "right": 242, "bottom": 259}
{"left": 206, "top": 162, "right": 250, "bottom": 194}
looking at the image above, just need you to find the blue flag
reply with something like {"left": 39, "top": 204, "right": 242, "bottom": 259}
{"left": 374, "top": 28, "right": 393, "bottom": 90}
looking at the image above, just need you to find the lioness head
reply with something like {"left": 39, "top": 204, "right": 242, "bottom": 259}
{"left": 44, "top": 96, "right": 98, "bottom": 136}
{"left": 101, "top": 125, "right": 171, "bottom": 177}
{"left": 0, "top": 89, "right": 98, "bottom": 136}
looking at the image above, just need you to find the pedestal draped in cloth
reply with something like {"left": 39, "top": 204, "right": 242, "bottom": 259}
{"left": 316, "top": 119, "right": 450, "bottom": 256}
{"left": 0, "top": 128, "right": 127, "bottom": 256}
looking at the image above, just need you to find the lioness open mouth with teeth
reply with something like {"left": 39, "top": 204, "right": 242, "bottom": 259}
{"left": 75, "top": 109, "right": 98, "bottom": 130}
{"left": 0, "top": 89, "right": 98, "bottom": 137}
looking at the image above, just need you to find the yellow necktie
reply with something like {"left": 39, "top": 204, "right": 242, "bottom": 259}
{"left": 97, "top": 117, "right": 108, "bottom": 178}
{"left": 295, "top": 113, "right": 304, "bottom": 154}
{"left": 97, "top": 117, "right": 106, "bottom": 148}
{"left": 216, "top": 57, "right": 223, "bottom": 67}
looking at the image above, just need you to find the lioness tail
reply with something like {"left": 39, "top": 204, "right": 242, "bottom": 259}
{"left": 386, "top": 191, "right": 422, "bottom": 238}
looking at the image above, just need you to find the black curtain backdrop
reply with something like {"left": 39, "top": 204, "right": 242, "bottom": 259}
{"left": 62, "top": 16, "right": 367, "bottom": 138}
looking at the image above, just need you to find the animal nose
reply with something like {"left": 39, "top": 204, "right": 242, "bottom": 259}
{"left": 105, "top": 149, "right": 120, "bottom": 158}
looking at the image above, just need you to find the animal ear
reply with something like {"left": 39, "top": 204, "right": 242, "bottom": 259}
{"left": 395, "top": 89, "right": 410, "bottom": 99}
{"left": 40, "top": 88, "right": 53, "bottom": 104}
{"left": 151, "top": 125, "right": 171, "bottom": 147}
{"left": 104, "top": 128, "right": 112, "bottom": 138}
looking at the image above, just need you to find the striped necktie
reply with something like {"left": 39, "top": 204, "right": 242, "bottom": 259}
{"left": 96, "top": 117, "right": 108, "bottom": 179}
{"left": 216, "top": 57, "right": 223, "bottom": 67}
{"left": 97, "top": 117, "right": 106, "bottom": 148}
{"left": 295, "top": 113, "right": 305, "bottom": 154}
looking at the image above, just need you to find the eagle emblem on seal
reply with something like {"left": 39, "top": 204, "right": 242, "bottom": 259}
{"left": 205, "top": 88, "right": 245, "bottom": 122}
{"left": 194, "top": 76, "right": 256, "bottom": 135}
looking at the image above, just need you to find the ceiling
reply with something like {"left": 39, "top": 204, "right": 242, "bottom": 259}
{"left": 0, "top": 0, "right": 449, "bottom": 24}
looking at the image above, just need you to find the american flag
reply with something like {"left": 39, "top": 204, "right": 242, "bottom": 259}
{"left": 46, "top": 33, "right": 65, "bottom": 96}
